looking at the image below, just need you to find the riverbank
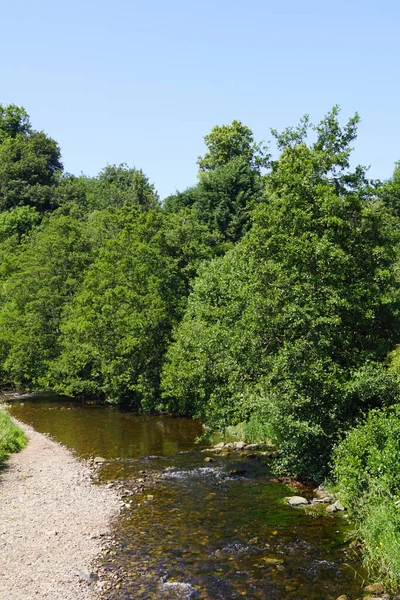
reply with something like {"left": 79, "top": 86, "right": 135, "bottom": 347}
{"left": 0, "top": 419, "right": 120, "bottom": 600}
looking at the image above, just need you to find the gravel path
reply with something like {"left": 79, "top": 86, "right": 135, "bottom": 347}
{"left": 0, "top": 420, "right": 120, "bottom": 600}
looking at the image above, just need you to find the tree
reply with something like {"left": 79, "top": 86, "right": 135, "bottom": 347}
{"left": 161, "top": 107, "right": 400, "bottom": 478}
{"left": 197, "top": 120, "right": 269, "bottom": 173}
{"left": 164, "top": 156, "right": 263, "bottom": 245}
{"left": 0, "top": 214, "right": 91, "bottom": 388}
{"left": 46, "top": 208, "right": 213, "bottom": 407}
{"left": 0, "top": 104, "right": 62, "bottom": 213}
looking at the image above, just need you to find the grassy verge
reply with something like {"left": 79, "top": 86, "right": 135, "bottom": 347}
{"left": 0, "top": 408, "right": 27, "bottom": 463}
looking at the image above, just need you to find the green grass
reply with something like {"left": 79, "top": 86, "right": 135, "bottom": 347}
{"left": 355, "top": 495, "right": 400, "bottom": 591}
{"left": 0, "top": 408, "right": 27, "bottom": 463}
{"left": 218, "top": 416, "right": 274, "bottom": 445}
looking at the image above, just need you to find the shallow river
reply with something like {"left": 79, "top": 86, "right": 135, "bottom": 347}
{"left": 8, "top": 395, "right": 366, "bottom": 599}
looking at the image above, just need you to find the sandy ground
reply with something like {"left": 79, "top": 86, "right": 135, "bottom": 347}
{"left": 0, "top": 419, "right": 120, "bottom": 600}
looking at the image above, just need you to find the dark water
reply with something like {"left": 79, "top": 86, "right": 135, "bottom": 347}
{"left": 7, "top": 395, "right": 366, "bottom": 599}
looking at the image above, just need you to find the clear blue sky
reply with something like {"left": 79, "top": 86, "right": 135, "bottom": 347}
{"left": 1, "top": 0, "right": 399, "bottom": 199}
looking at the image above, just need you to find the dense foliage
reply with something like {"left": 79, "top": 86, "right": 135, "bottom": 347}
{"left": 162, "top": 108, "right": 400, "bottom": 478}
{"left": 333, "top": 406, "right": 400, "bottom": 585}
{"left": 0, "top": 103, "right": 400, "bottom": 469}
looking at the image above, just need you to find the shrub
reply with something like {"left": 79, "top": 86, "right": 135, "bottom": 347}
{"left": 332, "top": 405, "right": 400, "bottom": 587}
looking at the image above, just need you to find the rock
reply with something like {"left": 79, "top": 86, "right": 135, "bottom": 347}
{"left": 234, "top": 441, "right": 246, "bottom": 450}
{"left": 146, "top": 495, "right": 154, "bottom": 501}
{"left": 313, "top": 485, "right": 333, "bottom": 500}
{"left": 335, "top": 595, "right": 350, "bottom": 600}
{"left": 93, "top": 456, "right": 106, "bottom": 464}
{"left": 364, "top": 583, "right": 384, "bottom": 595}
{"left": 312, "top": 497, "right": 332, "bottom": 503}
{"left": 327, "top": 500, "right": 345, "bottom": 513}
{"left": 214, "top": 442, "right": 225, "bottom": 449}
{"left": 246, "top": 444, "right": 260, "bottom": 450}
{"left": 45, "top": 530, "right": 58, "bottom": 536}
{"left": 287, "top": 496, "right": 309, "bottom": 507}
{"left": 75, "top": 567, "right": 94, "bottom": 583}
{"left": 204, "top": 457, "right": 214, "bottom": 463}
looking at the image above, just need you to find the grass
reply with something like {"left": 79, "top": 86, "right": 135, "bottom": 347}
{"left": 355, "top": 495, "right": 400, "bottom": 591}
{"left": 218, "top": 416, "right": 274, "bottom": 445}
{"left": 0, "top": 408, "right": 27, "bottom": 463}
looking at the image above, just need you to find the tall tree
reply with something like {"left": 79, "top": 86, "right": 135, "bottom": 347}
{"left": 162, "top": 107, "right": 400, "bottom": 478}
{"left": 0, "top": 104, "right": 62, "bottom": 213}
{"left": 197, "top": 120, "right": 269, "bottom": 173}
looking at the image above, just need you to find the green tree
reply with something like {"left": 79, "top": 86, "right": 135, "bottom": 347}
{"left": 162, "top": 107, "right": 400, "bottom": 478}
{"left": 197, "top": 120, "right": 269, "bottom": 173}
{"left": 0, "top": 104, "right": 62, "bottom": 213}
{"left": 0, "top": 214, "right": 91, "bottom": 387}
{"left": 164, "top": 156, "right": 263, "bottom": 245}
{"left": 47, "top": 208, "right": 212, "bottom": 407}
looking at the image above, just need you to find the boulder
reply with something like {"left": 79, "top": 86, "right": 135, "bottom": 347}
{"left": 287, "top": 496, "right": 309, "bottom": 507}
{"left": 246, "top": 444, "right": 260, "bottom": 450}
{"left": 234, "top": 441, "right": 246, "bottom": 450}
{"left": 326, "top": 500, "right": 345, "bottom": 513}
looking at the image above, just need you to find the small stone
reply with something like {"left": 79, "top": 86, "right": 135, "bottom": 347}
{"left": 75, "top": 567, "right": 92, "bottom": 583}
{"left": 93, "top": 456, "right": 106, "bottom": 464}
{"left": 288, "top": 496, "right": 308, "bottom": 507}
{"left": 336, "top": 595, "right": 350, "bottom": 600}
{"left": 334, "top": 500, "right": 345, "bottom": 511}
{"left": 214, "top": 442, "right": 225, "bottom": 449}
{"left": 326, "top": 503, "right": 338, "bottom": 513}
{"left": 246, "top": 444, "right": 260, "bottom": 450}
{"left": 45, "top": 530, "right": 58, "bottom": 536}
{"left": 364, "top": 583, "right": 384, "bottom": 595}
{"left": 204, "top": 457, "right": 214, "bottom": 463}
{"left": 146, "top": 495, "right": 154, "bottom": 501}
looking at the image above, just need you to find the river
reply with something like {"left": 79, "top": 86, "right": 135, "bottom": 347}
{"left": 7, "top": 394, "right": 366, "bottom": 599}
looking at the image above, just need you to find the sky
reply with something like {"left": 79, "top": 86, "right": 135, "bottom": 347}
{"left": 1, "top": 0, "right": 399, "bottom": 199}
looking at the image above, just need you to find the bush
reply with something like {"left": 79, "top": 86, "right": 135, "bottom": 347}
{"left": 0, "top": 409, "right": 27, "bottom": 463}
{"left": 333, "top": 404, "right": 400, "bottom": 512}
{"left": 332, "top": 405, "right": 400, "bottom": 586}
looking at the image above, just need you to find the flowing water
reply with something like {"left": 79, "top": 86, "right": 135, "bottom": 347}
{"left": 7, "top": 394, "right": 366, "bottom": 599}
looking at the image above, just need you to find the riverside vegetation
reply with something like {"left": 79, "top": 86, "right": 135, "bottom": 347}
{"left": 1, "top": 103, "right": 400, "bottom": 587}
{"left": 0, "top": 408, "right": 26, "bottom": 462}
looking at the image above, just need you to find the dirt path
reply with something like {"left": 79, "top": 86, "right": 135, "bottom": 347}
{"left": 0, "top": 420, "right": 120, "bottom": 600}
